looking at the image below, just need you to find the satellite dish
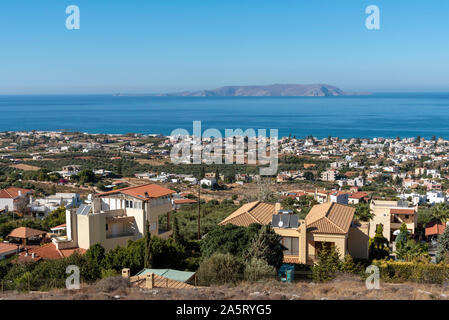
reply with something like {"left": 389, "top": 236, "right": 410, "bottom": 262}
{"left": 278, "top": 220, "right": 284, "bottom": 227}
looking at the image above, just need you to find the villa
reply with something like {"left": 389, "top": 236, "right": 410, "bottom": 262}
{"left": 53, "top": 183, "right": 175, "bottom": 251}
{"left": 219, "top": 201, "right": 369, "bottom": 265}
{"left": 369, "top": 199, "right": 418, "bottom": 242}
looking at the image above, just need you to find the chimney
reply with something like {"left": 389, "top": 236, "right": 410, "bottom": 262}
{"left": 275, "top": 202, "right": 281, "bottom": 213}
{"left": 18, "top": 190, "right": 22, "bottom": 197}
{"left": 146, "top": 273, "right": 155, "bottom": 289}
{"left": 31, "top": 253, "right": 35, "bottom": 259}
{"left": 144, "top": 192, "right": 149, "bottom": 198}
{"left": 122, "top": 268, "right": 130, "bottom": 280}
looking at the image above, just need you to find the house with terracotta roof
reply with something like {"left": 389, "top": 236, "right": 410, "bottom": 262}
{"left": 7, "top": 227, "right": 47, "bottom": 245}
{"left": 219, "top": 202, "right": 369, "bottom": 265}
{"left": 348, "top": 192, "right": 369, "bottom": 205}
{"left": 0, "top": 242, "right": 19, "bottom": 260}
{"left": 425, "top": 221, "right": 446, "bottom": 239}
{"left": 172, "top": 198, "right": 197, "bottom": 210}
{"left": 0, "top": 187, "right": 33, "bottom": 213}
{"left": 329, "top": 191, "right": 349, "bottom": 205}
{"left": 369, "top": 200, "right": 418, "bottom": 242}
{"left": 54, "top": 183, "right": 175, "bottom": 251}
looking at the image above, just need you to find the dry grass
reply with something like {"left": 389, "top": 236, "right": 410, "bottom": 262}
{"left": 2, "top": 275, "right": 449, "bottom": 300}
{"left": 9, "top": 164, "right": 41, "bottom": 171}
{"left": 135, "top": 158, "right": 168, "bottom": 166}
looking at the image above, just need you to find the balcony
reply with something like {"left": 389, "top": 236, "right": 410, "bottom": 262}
{"left": 105, "top": 209, "right": 126, "bottom": 218}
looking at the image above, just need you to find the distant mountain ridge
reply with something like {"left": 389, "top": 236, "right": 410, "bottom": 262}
{"left": 154, "top": 84, "right": 371, "bottom": 97}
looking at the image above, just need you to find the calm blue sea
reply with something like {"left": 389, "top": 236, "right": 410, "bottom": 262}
{"left": 1, "top": 93, "right": 449, "bottom": 139}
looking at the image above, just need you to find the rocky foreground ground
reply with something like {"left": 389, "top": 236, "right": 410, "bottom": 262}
{"left": 1, "top": 275, "right": 449, "bottom": 300}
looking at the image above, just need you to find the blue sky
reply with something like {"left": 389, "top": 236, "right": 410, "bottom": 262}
{"left": 0, "top": 0, "right": 448, "bottom": 94}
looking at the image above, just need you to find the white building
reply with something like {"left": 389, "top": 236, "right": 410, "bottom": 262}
{"left": 329, "top": 192, "right": 349, "bottom": 205}
{"left": 30, "top": 193, "right": 82, "bottom": 217}
{"left": 426, "top": 191, "right": 446, "bottom": 205}
{"left": 200, "top": 178, "right": 216, "bottom": 187}
{"left": 0, "top": 187, "right": 33, "bottom": 213}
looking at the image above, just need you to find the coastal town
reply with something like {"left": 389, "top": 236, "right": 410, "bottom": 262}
{"left": 1, "top": 130, "right": 449, "bottom": 298}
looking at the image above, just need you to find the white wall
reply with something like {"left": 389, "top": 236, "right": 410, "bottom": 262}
{"left": 0, "top": 198, "right": 14, "bottom": 211}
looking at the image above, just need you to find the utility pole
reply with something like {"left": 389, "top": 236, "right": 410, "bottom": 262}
{"left": 197, "top": 181, "right": 201, "bottom": 240}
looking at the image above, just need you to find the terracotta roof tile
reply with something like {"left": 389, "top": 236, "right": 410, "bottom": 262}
{"left": 19, "top": 243, "right": 86, "bottom": 261}
{"left": 0, "top": 242, "right": 19, "bottom": 256}
{"left": 0, "top": 187, "right": 32, "bottom": 199}
{"left": 96, "top": 183, "right": 175, "bottom": 200}
{"left": 174, "top": 199, "right": 197, "bottom": 204}
{"left": 283, "top": 256, "right": 300, "bottom": 264}
{"left": 8, "top": 227, "right": 46, "bottom": 239}
{"left": 390, "top": 209, "right": 415, "bottom": 215}
{"left": 425, "top": 222, "right": 446, "bottom": 236}
{"left": 306, "top": 202, "right": 354, "bottom": 234}
{"left": 219, "top": 201, "right": 277, "bottom": 227}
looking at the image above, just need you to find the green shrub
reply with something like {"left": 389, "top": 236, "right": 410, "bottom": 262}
{"left": 200, "top": 223, "right": 261, "bottom": 260}
{"left": 101, "top": 268, "right": 120, "bottom": 279}
{"left": 14, "top": 272, "right": 33, "bottom": 291}
{"left": 196, "top": 253, "right": 244, "bottom": 286}
{"left": 373, "top": 260, "right": 449, "bottom": 284}
{"left": 341, "top": 254, "right": 360, "bottom": 274}
{"left": 436, "top": 224, "right": 449, "bottom": 263}
{"left": 312, "top": 246, "right": 342, "bottom": 282}
{"left": 244, "top": 225, "right": 284, "bottom": 269}
{"left": 244, "top": 258, "right": 276, "bottom": 282}
{"left": 369, "top": 224, "right": 389, "bottom": 260}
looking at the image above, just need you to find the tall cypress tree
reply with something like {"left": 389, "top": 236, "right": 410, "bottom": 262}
{"left": 173, "top": 216, "right": 184, "bottom": 245}
{"left": 144, "top": 220, "right": 152, "bottom": 268}
{"left": 436, "top": 225, "right": 449, "bottom": 263}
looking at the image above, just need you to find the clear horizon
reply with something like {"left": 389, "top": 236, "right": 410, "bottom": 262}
{"left": 1, "top": 1, "right": 449, "bottom": 94}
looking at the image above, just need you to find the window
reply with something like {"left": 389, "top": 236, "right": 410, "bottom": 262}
{"left": 282, "top": 237, "right": 299, "bottom": 256}
{"left": 106, "top": 224, "right": 109, "bottom": 231}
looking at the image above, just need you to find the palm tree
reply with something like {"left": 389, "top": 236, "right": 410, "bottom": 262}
{"left": 431, "top": 203, "right": 449, "bottom": 224}
{"left": 354, "top": 202, "right": 373, "bottom": 222}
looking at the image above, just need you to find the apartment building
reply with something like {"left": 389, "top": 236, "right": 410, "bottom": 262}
{"left": 321, "top": 170, "right": 337, "bottom": 182}
{"left": 369, "top": 199, "right": 418, "bottom": 242}
{"left": 54, "top": 184, "right": 175, "bottom": 251}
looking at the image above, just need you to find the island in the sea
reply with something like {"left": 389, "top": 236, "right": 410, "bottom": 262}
{"left": 113, "top": 84, "right": 372, "bottom": 97}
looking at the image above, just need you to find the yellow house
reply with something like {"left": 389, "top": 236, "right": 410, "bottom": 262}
{"left": 53, "top": 184, "right": 175, "bottom": 251}
{"left": 219, "top": 201, "right": 369, "bottom": 264}
{"left": 369, "top": 199, "right": 418, "bottom": 242}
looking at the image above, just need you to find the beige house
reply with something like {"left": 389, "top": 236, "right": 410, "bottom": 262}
{"left": 321, "top": 170, "right": 337, "bottom": 182}
{"left": 54, "top": 184, "right": 175, "bottom": 251}
{"left": 369, "top": 199, "right": 418, "bottom": 242}
{"left": 219, "top": 201, "right": 369, "bottom": 265}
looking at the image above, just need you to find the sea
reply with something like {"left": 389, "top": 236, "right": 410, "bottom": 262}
{"left": 1, "top": 93, "right": 449, "bottom": 139}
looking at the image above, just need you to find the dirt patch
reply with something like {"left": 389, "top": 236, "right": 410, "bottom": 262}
{"left": 2, "top": 275, "right": 449, "bottom": 300}
{"left": 136, "top": 158, "right": 168, "bottom": 166}
{"left": 9, "top": 164, "right": 41, "bottom": 171}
